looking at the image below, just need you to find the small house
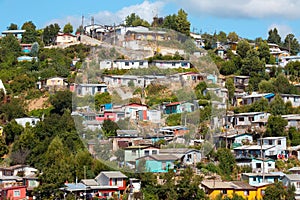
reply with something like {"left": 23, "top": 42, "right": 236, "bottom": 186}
{"left": 282, "top": 174, "right": 300, "bottom": 200}
{"left": 95, "top": 171, "right": 127, "bottom": 192}
{"left": 76, "top": 83, "right": 108, "bottom": 96}
{"left": 136, "top": 154, "right": 179, "bottom": 173}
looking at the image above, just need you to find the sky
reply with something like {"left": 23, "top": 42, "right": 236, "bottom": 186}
{"left": 1, "top": 0, "right": 300, "bottom": 40}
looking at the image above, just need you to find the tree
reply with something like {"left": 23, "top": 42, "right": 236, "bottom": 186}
{"left": 162, "top": 14, "right": 177, "bottom": 30}
{"left": 227, "top": 32, "right": 239, "bottom": 42}
{"left": 94, "top": 92, "right": 112, "bottom": 111}
{"left": 225, "top": 78, "right": 235, "bottom": 103}
{"left": 0, "top": 138, "right": 8, "bottom": 158}
{"left": 216, "top": 148, "right": 236, "bottom": 179}
{"left": 43, "top": 23, "right": 60, "bottom": 45}
{"left": 267, "top": 28, "right": 281, "bottom": 45}
{"left": 273, "top": 73, "right": 298, "bottom": 94}
{"left": 257, "top": 41, "right": 270, "bottom": 63}
{"left": 21, "top": 21, "right": 37, "bottom": 43}
{"left": 236, "top": 40, "right": 251, "bottom": 59}
{"left": 269, "top": 95, "right": 287, "bottom": 115}
{"left": 101, "top": 119, "right": 119, "bottom": 137}
{"left": 283, "top": 33, "right": 300, "bottom": 55}
{"left": 63, "top": 22, "right": 73, "bottom": 34}
{"left": 175, "top": 9, "right": 191, "bottom": 36}
{"left": 258, "top": 80, "right": 276, "bottom": 93}
{"left": 49, "top": 90, "right": 72, "bottom": 115}
{"left": 217, "top": 31, "right": 227, "bottom": 43}
{"left": 7, "top": 23, "right": 18, "bottom": 30}
{"left": 288, "top": 127, "right": 300, "bottom": 146}
{"left": 249, "top": 97, "right": 269, "bottom": 112}
{"left": 241, "top": 48, "right": 265, "bottom": 76}
{"left": 0, "top": 34, "right": 21, "bottom": 66}
{"left": 220, "top": 60, "right": 237, "bottom": 75}
{"left": 125, "top": 13, "right": 150, "bottom": 27}
{"left": 265, "top": 115, "right": 288, "bottom": 137}
{"left": 4, "top": 120, "right": 24, "bottom": 145}
{"left": 30, "top": 42, "right": 39, "bottom": 57}
{"left": 264, "top": 182, "right": 288, "bottom": 200}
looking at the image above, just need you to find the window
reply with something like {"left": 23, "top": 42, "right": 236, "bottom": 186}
{"left": 244, "top": 190, "right": 249, "bottom": 196}
{"left": 112, "top": 178, "right": 117, "bottom": 186}
{"left": 297, "top": 182, "right": 300, "bottom": 188}
{"left": 239, "top": 117, "right": 244, "bottom": 122}
{"left": 125, "top": 62, "right": 129, "bottom": 66}
{"left": 139, "top": 62, "right": 144, "bottom": 66}
{"left": 221, "top": 190, "right": 227, "bottom": 194}
{"left": 268, "top": 163, "right": 272, "bottom": 167}
{"left": 132, "top": 150, "right": 136, "bottom": 156}
{"left": 144, "top": 150, "right": 150, "bottom": 156}
{"left": 269, "top": 140, "right": 273, "bottom": 145}
{"left": 13, "top": 190, "right": 20, "bottom": 197}
{"left": 152, "top": 150, "right": 158, "bottom": 154}
{"left": 253, "top": 177, "right": 257, "bottom": 181}
{"left": 256, "top": 163, "right": 262, "bottom": 168}
{"left": 278, "top": 140, "right": 281, "bottom": 145}
{"left": 269, "top": 151, "right": 275, "bottom": 155}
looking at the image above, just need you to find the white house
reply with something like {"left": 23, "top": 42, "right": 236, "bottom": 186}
{"left": 282, "top": 174, "right": 300, "bottom": 200}
{"left": 15, "top": 117, "right": 40, "bottom": 127}
{"left": 257, "top": 136, "right": 287, "bottom": 158}
{"left": 123, "top": 103, "right": 148, "bottom": 119}
{"left": 55, "top": 32, "right": 78, "bottom": 45}
{"left": 241, "top": 93, "right": 275, "bottom": 105}
{"left": 159, "top": 148, "right": 201, "bottom": 166}
{"left": 280, "top": 94, "right": 300, "bottom": 107}
{"left": 76, "top": 83, "right": 108, "bottom": 96}
{"left": 203, "top": 88, "right": 228, "bottom": 104}
{"left": 233, "top": 112, "right": 270, "bottom": 127}
{"left": 282, "top": 114, "right": 300, "bottom": 129}
{"left": 152, "top": 60, "right": 191, "bottom": 69}
{"left": 112, "top": 59, "right": 148, "bottom": 69}
{"left": 251, "top": 158, "right": 276, "bottom": 173}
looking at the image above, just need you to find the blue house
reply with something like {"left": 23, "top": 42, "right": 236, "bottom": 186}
{"left": 136, "top": 154, "right": 179, "bottom": 173}
{"left": 241, "top": 172, "right": 284, "bottom": 186}
{"left": 164, "top": 102, "right": 194, "bottom": 114}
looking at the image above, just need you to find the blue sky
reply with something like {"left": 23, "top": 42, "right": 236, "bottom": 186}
{"left": 1, "top": 0, "right": 300, "bottom": 40}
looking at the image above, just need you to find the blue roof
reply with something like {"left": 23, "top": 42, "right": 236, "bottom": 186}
{"left": 264, "top": 93, "right": 275, "bottom": 99}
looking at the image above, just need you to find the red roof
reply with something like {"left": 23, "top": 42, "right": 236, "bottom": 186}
{"left": 166, "top": 102, "right": 181, "bottom": 106}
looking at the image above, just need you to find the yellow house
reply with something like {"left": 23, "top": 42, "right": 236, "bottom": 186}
{"left": 201, "top": 180, "right": 265, "bottom": 200}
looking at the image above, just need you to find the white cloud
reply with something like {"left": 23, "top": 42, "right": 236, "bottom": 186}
{"left": 170, "top": 0, "right": 300, "bottom": 19}
{"left": 268, "top": 24, "right": 293, "bottom": 38}
{"left": 45, "top": 1, "right": 165, "bottom": 30}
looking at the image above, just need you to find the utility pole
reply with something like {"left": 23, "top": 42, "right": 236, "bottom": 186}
{"left": 81, "top": 15, "right": 84, "bottom": 35}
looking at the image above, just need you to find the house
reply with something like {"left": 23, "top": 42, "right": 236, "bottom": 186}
{"left": 1, "top": 186, "right": 27, "bottom": 200}
{"left": 125, "top": 29, "right": 167, "bottom": 42}
{"left": 23, "top": 174, "right": 40, "bottom": 199}
{"left": 241, "top": 172, "right": 283, "bottom": 186}
{"left": 123, "top": 103, "right": 148, "bottom": 119}
{"left": 203, "top": 88, "right": 228, "bottom": 104}
{"left": 164, "top": 102, "right": 194, "bottom": 114}
{"left": 289, "top": 167, "right": 300, "bottom": 174}
{"left": 80, "top": 179, "right": 119, "bottom": 199}
{"left": 1, "top": 30, "right": 25, "bottom": 40}
{"left": 112, "top": 59, "right": 149, "bottom": 70}
{"left": 124, "top": 146, "right": 159, "bottom": 164}
{"left": 257, "top": 137, "right": 287, "bottom": 159}
{"left": 234, "top": 76, "right": 249, "bottom": 91}
{"left": 241, "top": 93, "right": 275, "bottom": 105}
{"left": 61, "top": 183, "right": 91, "bottom": 199}
{"left": 251, "top": 158, "right": 276, "bottom": 173}
{"left": 55, "top": 32, "right": 78, "bottom": 45}
{"left": 281, "top": 94, "right": 300, "bottom": 107}
{"left": 0, "top": 176, "right": 23, "bottom": 189}
{"left": 136, "top": 154, "right": 179, "bottom": 173}
{"left": 14, "top": 117, "right": 40, "bottom": 127}
{"left": 282, "top": 114, "right": 300, "bottom": 129}
{"left": 282, "top": 174, "right": 300, "bottom": 200}
{"left": 233, "top": 112, "right": 270, "bottom": 127}
{"left": 288, "top": 145, "right": 300, "bottom": 160}
{"left": 95, "top": 171, "right": 127, "bottom": 192}
{"left": 206, "top": 74, "right": 218, "bottom": 84}
{"left": 45, "top": 77, "right": 68, "bottom": 91}
{"left": 158, "top": 126, "right": 189, "bottom": 137}
{"left": 159, "top": 148, "right": 202, "bottom": 166}
{"left": 200, "top": 180, "right": 259, "bottom": 200}
{"left": 76, "top": 83, "right": 108, "bottom": 96}
{"left": 95, "top": 110, "right": 125, "bottom": 123}
{"left": 216, "top": 132, "right": 253, "bottom": 148}
{"left": 0, "top": 165, "right": 38, "bottom": 177}
{"left": 152, "top": 60, "right": 191, "bottom": 69}
{"left": 234, "top": 145, "right": 276, "bottom": 160}
{"left": 20, "top": 43, "right": 32, "bottom": 54}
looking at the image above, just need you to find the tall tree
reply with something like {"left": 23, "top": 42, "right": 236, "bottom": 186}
{"left": 265, "top": 115, "right": 288, "bottom": 137}
{"left": 7, "top": 23, "right": 18, "bottom": 30}
{"left": 175, "top": 9, "right": 191, "bottom": 36}
{"left": 227, "top": 32, "right": 239, "bottom": 42}
{"left": 125, "top": 13, "right": 150, "bottom": 27}
{"left": 236, "top": 40, "right": 251, "bottom": 59}
{"left": 267, "top": 28, "right": 281, "bottom": 45}
{"left": 241, "top": 48, "right": 265, "bottom": 75}
{"left": 216, "top": 148, "right": 236, "bottom": 179}
{"left": 225, "top": 78, "right": 235, "bottom": 103}
{"left": 269, "top": 95, "right": 287, "bottom": 116}
{"left": 50, "top": 90, "right": 72, "bottom": 115}
{"left": 63, "top": 22, "right": 73, "bottom": 34}
{"left": 162, "top": 14, "right": 177, "bottom": 30}
{"left": 283, "top": 33, "right": 300, "bottom": 55}
{"left": 257, "top": 41, "right": 270, "bottom": 64}
{"left": 43, "top": 23, "right": 60, "bottom": 45}
{"left": 21, "top": 21, "right": 38, "bottom": 43}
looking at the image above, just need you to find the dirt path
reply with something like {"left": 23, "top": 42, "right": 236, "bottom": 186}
{"left": 27, "top": 97, "right": 49, "bottom": 111}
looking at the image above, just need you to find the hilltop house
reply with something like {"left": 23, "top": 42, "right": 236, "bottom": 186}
{"left": 124, "top": 146, "right": 159, "bottom": 164}
{"left": 164, "top": 102, "right": 195, "bottom": 114}
{"left": 241, "top": 172, "right": 284, "bottom": 186}
{"left": 233, "top": 112, "right": 270, "bottom": 128}
{"left": 112, "top": 59, "right": 149, "bottom": 70}
{"left": 152, "top": 60, "right": 191, "bottom": 69}
{"left": 55, "top": 32, "right": 78, "bottom": 45}
{"left": 95, "top": 171, "right": 127, "bottom": 192}
{"left": 234, "top": 75, "right": 249, "bottom": 92}
{"left": 76, "top": 83, "right": 108, "bottom": 96}
{"left": 136, "top": 154, "right": 179, "bottom": 173}
{"left": 15, "top": 117, "right": 40, "bottom": 127}
{"left": 282, "top": 174, "right": 300, "bottom": 200}
{"left": 280, "top": 94, "right": 300, "bottom": 107}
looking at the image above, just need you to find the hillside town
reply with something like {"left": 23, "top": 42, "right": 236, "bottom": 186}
{"left": 1, "top": 7, "right": 300, "bottom": 200}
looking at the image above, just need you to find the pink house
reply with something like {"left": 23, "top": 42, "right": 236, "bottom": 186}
{"left": 96, "top": 111, "right": 125, "bottom": 123}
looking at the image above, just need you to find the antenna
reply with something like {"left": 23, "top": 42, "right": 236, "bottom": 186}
{"left": 81, "top": 15, "right": 84, "bottom": 35}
